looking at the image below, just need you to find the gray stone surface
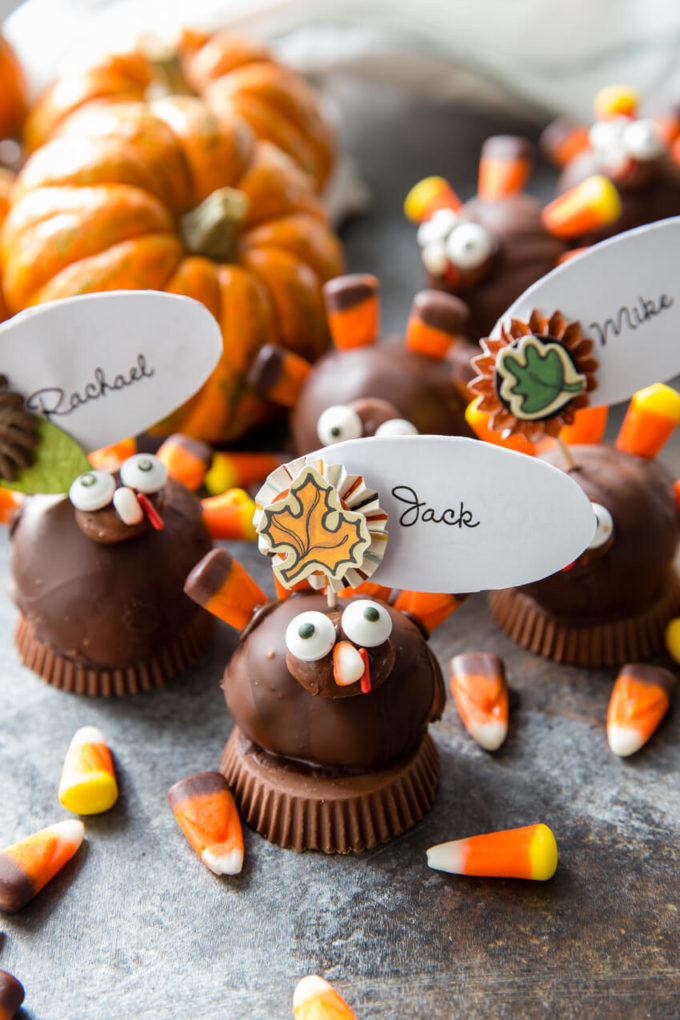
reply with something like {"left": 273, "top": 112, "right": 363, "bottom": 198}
{"left": 1, "top": 83, "right": 679, "bottom": 1019}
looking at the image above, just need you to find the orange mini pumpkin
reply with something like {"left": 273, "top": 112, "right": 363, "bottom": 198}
{"left": 0, "top": 33, "right": 28, "bottom": 141}
{"left": 22, "top": 30, "right": 334, "bottom": 190}
{"left": 3, "top": 91, "right": 343, "bottom": 441}
{"left": 0, "top": 167, "right": 14, "bottom": 323}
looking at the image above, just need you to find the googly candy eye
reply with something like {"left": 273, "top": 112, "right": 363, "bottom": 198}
{"left": 420, "top": 239, "right": 449, "bottom": 276}
{"left": 445, "top": 222, "right": 493, "bottom": 270}
{"left": 69, "top": 470, "right": 115, "bottom": 511}
{"left": 622, "top": 118, "right": 665, "bottom": 161}
{"left": 416, "top": 208, "right": 459, "bottom": 248}
{"left": 589, "top": 502, "right": 614, "bottom": 549}
{"left": 316, "top": 405, "right": 363, "bottom": 446}
{"left": 285, "top": 611, "right": 336, "bottom": 661}
{"left": 341, "top": 600, "right": 393, "bottom": 647}
{"left": 119, "top": 453, "right": 168, "bottom": 493}
{"left": 375, "top": 418, "right": 419, "bottom": 437}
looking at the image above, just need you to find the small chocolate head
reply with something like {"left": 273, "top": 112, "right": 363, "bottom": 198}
{"left": 69, "top": 453, "right": 168, "bottom": 544}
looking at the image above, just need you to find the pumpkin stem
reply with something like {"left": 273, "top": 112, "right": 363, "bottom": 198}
{"left": 179, "top": 187, "right": 250, "bottom": 261}
{"left": 140, "top": 39, "right": 195, "bottom": 97}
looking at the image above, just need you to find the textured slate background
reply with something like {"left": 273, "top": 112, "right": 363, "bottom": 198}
{"left": 1, "top": 81, "right": 679, "bottom": 1019}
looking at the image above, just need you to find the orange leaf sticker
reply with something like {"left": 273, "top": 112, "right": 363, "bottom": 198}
{"left": 257, "top": 465, "right": 370, "bottom": 588}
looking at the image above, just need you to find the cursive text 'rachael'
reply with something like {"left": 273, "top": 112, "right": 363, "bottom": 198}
{"left": 25, "top": 355, "right": 155, "bottom": 418}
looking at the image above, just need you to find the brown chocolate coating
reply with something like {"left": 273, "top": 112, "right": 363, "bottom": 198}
{"left": 9, "top": 478, "right": 213, "bottom": 670}
{"left": 290, "top": 339, "right": 476, "bottom": 454}
{"left": 429, "top": 194, "right": 566, "bottom": 341}
{"left": 223, "top": 591, "right": 445, "bottom": 772}
{"left": 518, "top": 444, "right": 680, "bottom": 623}
{"left": 556, "top": 151, "right": 680, "bottom": 245}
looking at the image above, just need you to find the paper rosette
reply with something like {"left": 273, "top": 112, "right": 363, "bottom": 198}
{"left": 254, "top": 455, "right": 388, "bottom": 591}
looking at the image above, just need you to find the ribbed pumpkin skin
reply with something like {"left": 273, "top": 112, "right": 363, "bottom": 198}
{"left": 3, "top": 88, "right": 343, "bottom": 441}
{"left": 0, "top": 167, "right": 14, "bottom": 323}
{"left": 0, "top": 34, "right": 28, "bottom": 141}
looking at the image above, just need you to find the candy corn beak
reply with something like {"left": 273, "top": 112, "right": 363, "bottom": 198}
{"left": 293, "top": 975, "right": 358, "bottom": 1020}
{"left": 607, "top": 664, "right": 675, "bottom": 756}
{"left": 427, "top": 823, "right": 558, "bottom": 881}
{"left": 541, "top": 175, "right": 621, "bottom": 239}
{"left": 333, "top": 641, "right": 365, "bottom": 686}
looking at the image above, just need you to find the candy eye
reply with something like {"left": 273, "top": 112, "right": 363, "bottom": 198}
{"left": 285, "top": 611, "right": 336, "bottom": 661}
{"left": 622, "top": 119, "right": 664, "bottom": 161}
{"left": 445, "top": 222, "right": 493, "bottom": 270}
{"left": 316, "top": 405, "right": 363, "bottom": 446}
{"left": 119, "top": 453, "right": 167, "bottom": 493}
{"left": 589, "top": 118, "right": 627, "bottom": 154}
{"left": 417, "top": 208, "right": 459, "bottom": 248}
{"left": 375, "top": 418, "right": 419, "bottom": 438}
{"left": 341, "top": 600, "right": 392, "bottom": 647}
{"left": 589, "top": 502, "right": 614, "bottom": 549}
{"left": 69, "top": 470, "right": 116, "bottom": 511}
{"left": 420, "top": 240, "right": 449, "bottom": 276}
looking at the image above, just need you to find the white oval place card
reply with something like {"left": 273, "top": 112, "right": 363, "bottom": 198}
{"left": 312, "top": 435, "right": 596, "bottom": 593}
{"left": 493, "top": 216, "right": 680, "bottom": 408}
{"left": 0, "top": 291, "right": 222, "bottom": 451}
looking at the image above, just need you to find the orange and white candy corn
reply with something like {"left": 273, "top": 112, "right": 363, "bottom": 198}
{"left": 477, "top": 135, "right": 533, "bottom": 201}
{"left": 168, "top": 771, "right": 243, "bottom": 875}
{"left": 0, "top": 819, "right": 85, "bottom": 912}
{"left": 450, "top": 652, "right": 509, "bottom": 751}
{"left": 204, "top": 451, "right": 286, "bottom": 496}
{"left": 323, "top": 274, "right": 379, "bottom": 351}
{"left": 392, "top": 591, "right": 461, "bottom": 633}
{"left": 594, "top": 84, "right": 639, "bottom": 121}
{"left": 201, "top": 488, "right": 257, "bottom": 540}
{"left": 607, "top": 664, "right": 676, "bottom": 757}
{"left": 427, "top": 823, "right": 558, "bottom": 881}
{"left": 293, "top": 975, "right": 358, "bottom": 1020}
{"left": 59, "top": 726, "right": 118, "bottom": 815}
{"left": 541, "top": 174, "right": 621, "bottom": 239}
{"left": 465, "top": 398, "right": 536, "bottom": 455}
{"left": 615, "top": 383, "right": 680, "bottom": 458}
{"left": 540, "top": 116, "right": 590, "bottom": 168}
{"left": 405, "top": 291, "right": 469, "bottom": 360}
{"left": 88, "top": 437, "right": 136, "bottom": 471}
{"left": 404, "top": 176, "right": 462, "bottom": 223}
{"left": 248, "top": 344, "right": 312, "bottom": 408}
{"left": 0, "top": 970, "right": 24, "bottom": 1019}
{"left": 185, "top": 548, "right": 266, "bottom": 631}
{"left": 157, "top": 434, "right": 212, "bottom": 491}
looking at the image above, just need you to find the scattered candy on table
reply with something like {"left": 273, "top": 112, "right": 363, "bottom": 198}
{"left": 200, "top": 488, "right": 257, "bottom": 540}
{"left": 293, "top": 975, "right": 358, "bottom": 1020}
{"left": 58, "top": 726, "right": 118, "bottom": 815}
{"left": 449, "top": 652, "right": 509, "bottom": 751}
{"left": 0, "top": 970, "right": 24, "bottom": 1019}
{"left": 205, "top": 452, "right": 287, "bottom": 496}
{"left": 0, "top": 820, "right": 85, "bottom": 912}
{"left": 607, "top": 664, "right": 676, "bottom": 757}
{"left": 427, "top": 824, "right": 558, "bottom": 881}
{"left": 168, "top": 771, "right": 244, "bottom": 876}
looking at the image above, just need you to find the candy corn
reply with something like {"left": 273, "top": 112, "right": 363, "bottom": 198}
{"left": 323, "top": 275, "right": 379, "bottom": 350}
{"left": 204, "top": 451, "right": 285, "bottom": 496}
{"left": 248, "top": 344, "right": 311, "bottom": 407}
{"left": 477, "top": 135, "right": 533, "bottom": 200}
{"left": 157, "top": 434, "right": 212, "bottom": 491}
{"left": 465, "top": 398, "right": 536, "bottom": 455}
{"left": 185, "top": 548, "right": 266, "bottom": 631}
{"left": 427, "top": 823, "right": 558, "bottom": 881}
{"left": 449, "top": 652, "right": 509, "bottom": 751}
{"left": 558, "top": 405, "right": 608, "bottom": 446}
{"left": 293, "top": 976, "right": 358, "bottom": 1020}
{"left": 404, "top": 176, "right": 462, "bottom": 223}
{"left": 607, "top": 664, "right": 676, "bottom": 756}
{"left": 594, "top": 84, "right": 638, "bottom": 120}
{"left": 201, "top": 489, "right": 257, "bottom": 540}
{"left": 541, "top": 175, "right": 621, "bottom": 239}
{"left": 615, "top": 383, "right": 680, "bottom": 458}
{"left": 405, "top": 291, "right": 468, "bottom": 360}
{"left": 88, "top": 438, "right": 136, "bottom": 471}
{"left": 392, "top": 591, "right": 461, "bottom": 633}
{"left": 0, "top": 487, "right": 22, "bottom": 524}
{"left": 168, "top": 771, "right": 243, "bottom": 875}
{"left": 0, "top": 819, "right": 85, "bottom": 912}
{"left": 58, "top": 726, "right": 118, "bottom": 815}
{"left": 0, "top": 970, "right": 24, "bottom": 1019}
{"left": 540, "top": 117, "right": 590, "bottom": 168}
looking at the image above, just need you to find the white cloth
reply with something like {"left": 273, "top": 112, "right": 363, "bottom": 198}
{"left": 3, "top": 0, "right": 680, "bottom": 121}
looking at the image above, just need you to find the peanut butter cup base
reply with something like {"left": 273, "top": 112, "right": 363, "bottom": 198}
{"left": 489, "top": 574, "right": 680, "bottom": 668}
{"left": 15, "top": 611, "right": 213, "bottom": 696}
{"left": 221, "top": 727, "right": 440, "bottom": 853}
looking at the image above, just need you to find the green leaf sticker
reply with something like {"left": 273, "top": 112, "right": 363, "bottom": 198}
{"left": 495, "top": 335, "right": 586, "bottom": 421}
{"left": 0, "top": 417, "right": 91, "bottom": 495}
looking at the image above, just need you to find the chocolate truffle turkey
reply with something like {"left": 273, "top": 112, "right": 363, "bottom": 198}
{"left": 186, "top": 456, "right": 460, "bottom": 852}
{"left": 404, "top": 136, "right": 622, "bottom": 339}
{"left": 541, "top": 85, "right": 680, "bottom": 245}
{"left": 468, "top": 311, "right": 680, "bottom": 667}
{"left": 248, "top": 273, "right": 478, "bottom": 455}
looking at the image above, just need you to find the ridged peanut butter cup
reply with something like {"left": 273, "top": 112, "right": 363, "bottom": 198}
{"left": 489, "top": 574, "right": 680, "bottom": 668}
{"left": 15, "top": 611, "right": 213, "bottom": 696}
{"left": 221, "top": 727, "right": 440, "bottom": 853}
